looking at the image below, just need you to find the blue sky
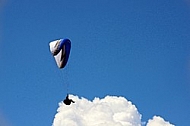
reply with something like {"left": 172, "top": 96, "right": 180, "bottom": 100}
{"left": 0, "top": 0, "right": 190, "bottom": 125}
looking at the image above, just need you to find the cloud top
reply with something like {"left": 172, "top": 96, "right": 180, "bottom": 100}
{"left": 147, "top": 116, "right": 174, "bottom": 126}
{"left": 53, "top": 95, "right": 174, "bottom": 126}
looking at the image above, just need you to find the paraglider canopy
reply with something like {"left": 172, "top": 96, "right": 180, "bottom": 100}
{"left": 49, "top": 38, "right": 71, "bottom": 69}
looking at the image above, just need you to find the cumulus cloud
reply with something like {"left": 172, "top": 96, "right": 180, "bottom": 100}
{"left": 147, "top": 116, "right": 174, "bottom": 126}
{"left": 52, "top": 95, "right": 174, "bottom": 126}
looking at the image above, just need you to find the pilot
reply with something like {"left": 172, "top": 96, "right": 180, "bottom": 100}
{"left": 63, "top": 94, "right": 75, "bottom": 105}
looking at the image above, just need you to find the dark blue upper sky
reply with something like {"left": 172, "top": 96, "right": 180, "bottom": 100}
{"left": 0, "top": 0, "right": 190, "bottom": 126}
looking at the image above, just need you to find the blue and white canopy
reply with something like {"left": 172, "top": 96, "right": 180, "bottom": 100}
{"left": 49, "top": 38, "right": 71, "bottom": 69}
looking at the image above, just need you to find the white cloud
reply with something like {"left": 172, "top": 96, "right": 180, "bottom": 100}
{"left": 146, "top": 116, "right": 174, "bottom": 126}
{"left": 52, "top": 95, "right": 174, "bottom": 126}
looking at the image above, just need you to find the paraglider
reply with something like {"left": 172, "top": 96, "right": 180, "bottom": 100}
{"left": 49, "top": 38, "right": 74, "bottom": 105}
{"left": 49, "top": 38, "right": 71, "bottom": 69}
